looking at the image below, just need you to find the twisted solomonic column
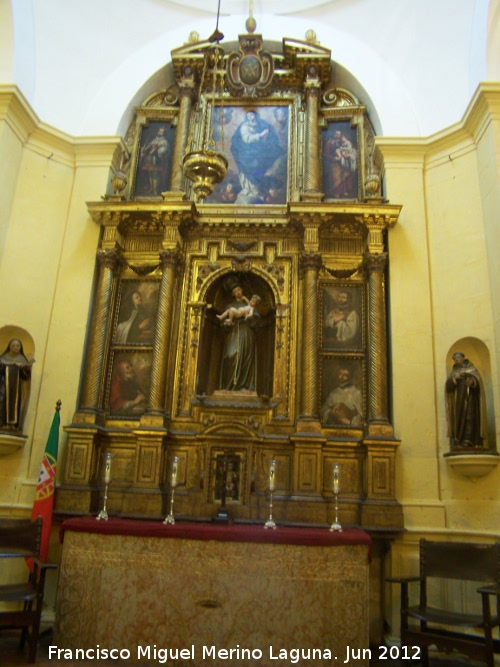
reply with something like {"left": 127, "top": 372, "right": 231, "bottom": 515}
{"left": 302, "top": 70, "right": 323, "bottom": 198}
{"left": 365, "top": 252, "right": 390, "bottom": 425}
{"left": 79, "top": 248, "right": 122, "bottom": 413}
{"left": 168, "top": 69, "right": 196, "bottom": 195}
{"left": 299, "top": 252, "right": 323, "bottom": 419}
{"left": 147, "top": 248, "right": 183, "bottom": 415}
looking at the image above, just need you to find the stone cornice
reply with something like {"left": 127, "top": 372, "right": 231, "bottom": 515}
{"left": 0, "top": 84, "right": 39, "bottom": 144}
{"left": 463, "top": 82, "right": 500, "bottom": 143}
{"left": 0, "top": 85, "right": 124, "bottom": 169}
{"left": 376, "top": 82, "right": 500, "bottom": 169}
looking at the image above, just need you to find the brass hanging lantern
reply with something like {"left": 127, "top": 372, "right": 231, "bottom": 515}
{"left": 183, "top": 148, "right": 228, "bottom": 201}
{"left": 183, "top": 2, "right": 228, "bottom": 201}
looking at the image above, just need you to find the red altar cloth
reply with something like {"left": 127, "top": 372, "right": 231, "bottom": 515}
{"left": 60, "top": 516, "right": 371, "bottom": 559}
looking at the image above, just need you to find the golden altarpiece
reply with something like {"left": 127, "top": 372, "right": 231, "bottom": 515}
{"left": 55, "top": 27, "right": 403, "bottom": 535}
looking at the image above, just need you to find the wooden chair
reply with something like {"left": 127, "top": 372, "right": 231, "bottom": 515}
{"left": 389, "top": 539, "right": 500, "bottom": 666}
{"left": 0, "top": 517, "right": 56, "bottom": 663}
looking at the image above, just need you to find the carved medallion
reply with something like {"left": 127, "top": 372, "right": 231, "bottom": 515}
{"left": 226, "top": 35, "right": 274, "bottom": 97}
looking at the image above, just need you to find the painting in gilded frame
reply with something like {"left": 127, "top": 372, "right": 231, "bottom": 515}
{"left": 133, "top": 121, "right": 176, "bottom": 197}
{"left": 206, "top": 105, "right": 289, "bottom": 205}
{"left": 322, "top": 121, "right": 359, "bottom": 200}
{"left": 114, "top": 281, "right": 159, "bottom": 346}
{"left": 322, "top": 285, "right": 363, "bottom": 350}
{"left": 321, "top": 357, "right": 365, "bottom": 428}
{"left": 108, "top": 351, "right": 152, "bottom": 418}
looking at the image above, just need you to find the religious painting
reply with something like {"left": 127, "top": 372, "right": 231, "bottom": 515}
{"left": 205, "top": 105, "right": 289, "bottom": 205}
{"left": 133, "top": 120, "right": 175, "bottom": 197}
{"left": 322, "top": 285, "right": 363, "bottom": 350}
{"left": 322, "top": 121, "right": 359, "bottom": 200}
{"left": 210, "top": 450, "right": 245, "bottom": 504}
{"left": 107, "top": 351, "right": 152, "bottom": 418}
{"left": 321, "top": 357, "right": 365, "bottom": 428}
{"left": 114, "top": 281, "right": 159, "bottom": 346}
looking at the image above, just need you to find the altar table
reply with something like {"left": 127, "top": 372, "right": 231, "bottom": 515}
{"left": 55, "top": 518, "right": 371, "bottom": 666}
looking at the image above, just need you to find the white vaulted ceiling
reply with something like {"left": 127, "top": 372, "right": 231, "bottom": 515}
{"left": 1, "top": 0, "right": 497, "bottom": 138}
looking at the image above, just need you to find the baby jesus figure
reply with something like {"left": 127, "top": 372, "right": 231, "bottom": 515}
{"left": 217, "top": 294, "right": 261, "bottom": 326}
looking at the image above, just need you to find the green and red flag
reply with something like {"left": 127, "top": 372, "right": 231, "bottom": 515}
{"left": 31, "top": 400, "right": 61, "bottom": 563}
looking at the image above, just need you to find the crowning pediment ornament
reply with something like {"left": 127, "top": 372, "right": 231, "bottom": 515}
{"left": 226, "top": 30, "right": 274, "bottom": 97}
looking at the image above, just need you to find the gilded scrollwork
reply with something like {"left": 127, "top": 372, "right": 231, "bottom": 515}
{"left": 265, "top": 263, "right": 285, "bottom": 292}
{"left": 231, "top": 255, "right": 252, "bottom": 272}
{"left": 196, "top": 262, "right": 220, "bottom": 291}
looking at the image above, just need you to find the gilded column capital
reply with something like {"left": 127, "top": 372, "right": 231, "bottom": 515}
{"left": 159, "top": 248, "right": 184, "bottom": 272}
{"left": 178, "top": 72, "right": 197, "bottom": 102}
{"left": 96, "top": 248, "right": 122, "bottom": 273}
{"left": 299, "top": 251, "right": 323, "bottom": 274}
{"left": 356, "top": 212, "right": 398, "bottom": 254}
{"left": 303, "top": 75, "right": 322, "bottom": 99}
{"left": 363, "top": 252, "right": 387, "bottom": 273}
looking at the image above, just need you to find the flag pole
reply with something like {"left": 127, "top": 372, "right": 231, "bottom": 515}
{"left": 30, "top": 400, "right": 62, "bottom": 563}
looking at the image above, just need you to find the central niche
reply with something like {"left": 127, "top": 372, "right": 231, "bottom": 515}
{"left": 196, "top": 272, "right": 275, "bottom": 398}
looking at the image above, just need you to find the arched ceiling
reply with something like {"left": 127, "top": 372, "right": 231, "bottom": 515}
{"left": 1, "top": 0, "right": 495, "bottom": 138}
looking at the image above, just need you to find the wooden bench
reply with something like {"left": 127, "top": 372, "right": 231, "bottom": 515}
{"left": 0, "top": 517, "right": 56, "bottom": 663}
{"left": 389, "top": 539, "right": 500, "bottom": 666}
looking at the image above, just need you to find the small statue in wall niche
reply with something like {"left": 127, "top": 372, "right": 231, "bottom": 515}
{"left": 445, "top": 352, "right": 485, "bottom": 450}
{"left": 0, "top": 338, "right": 35, "bottom": 433}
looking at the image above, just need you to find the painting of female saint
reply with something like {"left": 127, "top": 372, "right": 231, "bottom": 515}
{"left": 322, "top": 286, "right": 362, "bottom": 349}
{"left": 108, "top": 352, "right": 151, "bottom": 417}
{"left": 134, "top": 121, "right": 175, "bottom": 197}
{"left": 322, "top": 121, "right": 359, "bottom": 199}
{"left": 115, "top": 282, "right": 159, "bottom": 345}
{"left": 206, "top": 105, "right": 289, "bottom": 205}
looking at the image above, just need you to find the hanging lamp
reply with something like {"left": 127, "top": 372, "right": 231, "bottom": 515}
{"left": 182, "top": 0, "right": 228, "bottom": 201}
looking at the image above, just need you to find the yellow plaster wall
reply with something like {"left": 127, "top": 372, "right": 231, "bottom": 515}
{"left": 0, "top": 86, "right": 123, "bottom": 514}
{"left": 378, "top": 84, "right": 500, "bottom": 537}
{"left": 379, "top": 83, "right": 500, "bottom": 642}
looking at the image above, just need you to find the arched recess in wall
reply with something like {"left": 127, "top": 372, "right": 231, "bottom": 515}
{"left": 196, "top": 271, "right": 276, "bottom": 398}
{"left": 0, "top": 325, "right": 35, "bottom": 450}
{"left": 446, "top": 337, "right": 497, "bottom": 453}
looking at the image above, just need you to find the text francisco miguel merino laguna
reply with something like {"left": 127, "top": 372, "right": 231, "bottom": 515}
{"left": 48, "top": 644, "right": 373, "bottom": 663}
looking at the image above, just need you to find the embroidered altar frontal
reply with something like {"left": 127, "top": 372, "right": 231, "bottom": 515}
{"left": 55, "top": 519, "right": 370, "bottom": 666}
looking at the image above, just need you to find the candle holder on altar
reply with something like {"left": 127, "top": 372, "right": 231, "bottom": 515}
{"left": 164, "top": 456, "right": 179, "bottom": 525}
{"left": 96, "top": 452, "right": 113, "bottom": 521}
{"left": 264, "top": 459, "right": 277, "bottom": 530}
{"left": 329, "top": 463, "right": 343, "bottom": 532}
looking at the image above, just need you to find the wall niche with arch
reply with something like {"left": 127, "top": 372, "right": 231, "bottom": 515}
{"left": 0, "top": 325, "right": 35, "bottom": 454}
{"left": 196, "top": 272, "right": 276, "bottom": 399}
{"left": 444, "top": 337, "right": 499, "bottom": 481}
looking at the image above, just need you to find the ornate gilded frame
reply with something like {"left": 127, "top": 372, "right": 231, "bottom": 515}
{"left": 129, "top": 106, "right": 178, "bottom": 199}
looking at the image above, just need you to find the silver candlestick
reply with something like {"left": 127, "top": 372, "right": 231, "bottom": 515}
{"left": 164, "top": 456, "right": 179, "bottom": 525}
{"left": 97, "top": 452, "right": 113, "bottom": 521}
{"left": 329, "top": 464, "right": 343, "bottom": 532}
{"left": 264, "top": 459, "right": 277, "bottom": 530}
